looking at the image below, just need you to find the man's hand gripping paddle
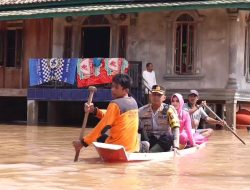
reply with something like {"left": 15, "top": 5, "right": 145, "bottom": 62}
{"left": 73, "top": 86, "right": 97, "bottom": 162}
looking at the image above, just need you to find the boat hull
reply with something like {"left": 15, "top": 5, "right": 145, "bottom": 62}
{"left": 93, "top": 142, "right": 206, "bottom": 162}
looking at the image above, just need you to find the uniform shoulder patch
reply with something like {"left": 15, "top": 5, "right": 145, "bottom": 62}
{"left": 168, "top": 105, "right": 178, "bottom": 114}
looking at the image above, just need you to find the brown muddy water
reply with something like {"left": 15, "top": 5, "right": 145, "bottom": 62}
{"left": 0, "top": 125, "right": 250, "bottom": 190}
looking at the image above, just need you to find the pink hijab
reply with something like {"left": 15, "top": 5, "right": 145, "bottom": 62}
{"left": 171, "top": 93, "right": 184, "bottom": 118}
{"left": 171, "top": 93, "right": 195, "bottom": 146}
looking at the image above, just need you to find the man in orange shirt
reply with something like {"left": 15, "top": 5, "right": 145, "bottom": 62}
{"left": 73, "top": 74, "right": 141, "bottom": 153}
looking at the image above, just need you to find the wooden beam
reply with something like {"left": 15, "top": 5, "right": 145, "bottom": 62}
{"left": 0, "top": 88, "right": 27, "bottom": 96}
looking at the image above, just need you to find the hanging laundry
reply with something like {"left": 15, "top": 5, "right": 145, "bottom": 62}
{"left": 77, "top": 58, "right": 94, "bottom": 80}
{"left": 77, "top": 58, "right": 129, "bottom": 88}
{"left": 29, "top": 58, "right": 77, "bottom": 86}
{"left": 93, "top": 57, "right": 102, "bottom": 76}
{"left": 104, "top": 58, "right": 129, "bottom": 76}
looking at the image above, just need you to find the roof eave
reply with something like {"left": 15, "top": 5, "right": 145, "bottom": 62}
{"left": 1, "top": 1, "right": 250, "bottom": 21}
{"left": 0, "top": 0, "right": 142, "bottom": 11}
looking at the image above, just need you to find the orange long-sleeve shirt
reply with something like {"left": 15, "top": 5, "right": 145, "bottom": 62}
{"left": 83, "top": 97, "right": 139, "bottom": 152}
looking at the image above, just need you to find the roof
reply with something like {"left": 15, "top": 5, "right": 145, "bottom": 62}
{"left": 0, "top": 0, "right": 205, "bottom": 6}
{"left": 1, "top": 0, "right": 250, "bottom": 7}
{"left": 0, "top": 0, "right": 155, "bottom": 6}
{"left": 1, "top": 0, "right": 250, "bottom": 21}
{"left": 0, "top": 0, "right": 62, "bottom": 6}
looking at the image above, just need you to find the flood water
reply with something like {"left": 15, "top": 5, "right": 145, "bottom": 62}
{"left": 0, "top": 125, "right": 250, "bottom": 190}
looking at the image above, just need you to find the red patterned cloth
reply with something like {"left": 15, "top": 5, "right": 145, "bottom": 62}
{"left": 77, "top": 58, "right": 129, "bottom": 87}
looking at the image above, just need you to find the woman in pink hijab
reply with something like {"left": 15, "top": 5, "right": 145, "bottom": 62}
{"left": 171, "top": 93, "right": 196, "bottom": 148}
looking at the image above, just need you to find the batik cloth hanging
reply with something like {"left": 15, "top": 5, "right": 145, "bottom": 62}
{"left": 29, "top": 58, "right": 77, "bottom": 86}
{"left": 77, "top": 58, "right": 129, "bottom": 87}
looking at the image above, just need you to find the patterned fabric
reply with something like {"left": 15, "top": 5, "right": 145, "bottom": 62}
{"left": 29, "top": 58, "right": 77, "bottom": 86}
{"left": 167, "top": 105, "right": 180, "bottom": 129}
{"left": 77, "top": 58, "right": 102, "bottom": 80}
{"left": 77, "top": 58, "right": 129, "bottom": 87}
{"left": 104, "top": 58, "right": 128, "bottom": 76}
{"left": 93, "top": 58, "right": 102, "bottom": 76}
{"left": 77, "top": 58, "right": 94, "bottom": 80}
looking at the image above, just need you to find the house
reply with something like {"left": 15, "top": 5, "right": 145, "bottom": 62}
{"left": 1, "top": 0, "right": 250, "bottom": 127}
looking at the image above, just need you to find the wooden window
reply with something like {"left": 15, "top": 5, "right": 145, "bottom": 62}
{"left": 0, "top": 22, "right": 23, "bottom": 68}
{"left": 0, "top": 30, "right": 3, "bottom": 66}
{"left": 118, "top": 26, "right": 127, "bottom": 58}
{"left": 15, "top": 29, "right": 23, "bottom": 67}
{"left": 175, "top": 14, "right": 195, "bottom": 75}
{"left": 63, "top": 26, "right": 73, "bottom": 58}
{"left": 6, "top": 29, "right": 23, "bottom": 67}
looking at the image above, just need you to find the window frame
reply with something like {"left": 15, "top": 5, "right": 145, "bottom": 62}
{"left": 164, "top": 11, "right": 204, "bottom": 81}
{"left": 118, "top": 25, "right": 128, "bottom": 58}
{"left": 174, "top": 20, "right": 196, "bottom": 75}
{"left": 0, "top": 29, "right": 4, "bottom": 67}
{"left": 0, "top": 21, "right": 23, "bottom": 68}
{"left": 63, "top": 25, "right": 73, "bottom": 58}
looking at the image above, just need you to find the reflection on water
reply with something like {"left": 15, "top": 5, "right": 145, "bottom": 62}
{"left": 0, "top": 125, "right": 250, "bottom": 190}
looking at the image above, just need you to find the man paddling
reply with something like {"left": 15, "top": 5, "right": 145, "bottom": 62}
{"left": 73, "top": 74, "right": 146, "bottom": 153}
{"left": 139, "top": 85, "right": 180, "bottom": 152}
{"left": 183, "top": 90, "right": 226, "bottom": 138}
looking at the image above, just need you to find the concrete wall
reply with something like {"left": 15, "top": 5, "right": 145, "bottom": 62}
{"left": 41, "top": 9, "right": 250, "bottom": 126}
{"left": 127, "top": 12, "right": 167, "bottom": 85}
{"left": 199, "top": 9, "right": 229, "bottom": 89}
{"left": 236, "top": 11, "right": 250, "bottom": 90}
{"left": 127, "top": 9, "right": 232, "bottom": 90}
{"left": 51, "top": 9, "right": 250, "bottom": 92}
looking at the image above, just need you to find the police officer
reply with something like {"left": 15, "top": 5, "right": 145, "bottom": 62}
{"left": 139, "top": 85, "right": 180, "bottom": 152}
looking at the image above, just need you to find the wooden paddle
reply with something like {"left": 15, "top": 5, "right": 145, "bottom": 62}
{"left": 202, "top": 103, "right": 246, "bottom": 145}
{"left": 74, "top": 86, "right": 97, "bottom": 162}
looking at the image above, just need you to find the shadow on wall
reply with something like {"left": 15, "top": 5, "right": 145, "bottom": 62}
{"left": 38, "top": 101, "right": 109, "bottom": 127}
{"left": 0, "top": 97, "right": 109, "bottom": 127}
{"left": 0, "top": 97, "right": 27, "bottom": 124}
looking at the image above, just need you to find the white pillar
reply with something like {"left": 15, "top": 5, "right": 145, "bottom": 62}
{"left": 226, "top": 10, "right": 239, "bottom": 89}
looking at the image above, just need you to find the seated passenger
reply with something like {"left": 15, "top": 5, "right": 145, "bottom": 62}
{"left": 139, "top": 85, "right": 180, "bottom": 152}
{"left": 171, "top": 93, "right": 196, "bottom": 149}
{"left": 183, "top": 90, "right": 226, "bottom": 139}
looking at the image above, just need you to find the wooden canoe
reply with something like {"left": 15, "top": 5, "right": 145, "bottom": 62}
{"left": 93, "top": 142, "right": 206, "bottom": 162}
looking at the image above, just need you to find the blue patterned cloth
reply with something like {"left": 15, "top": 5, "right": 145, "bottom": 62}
{"left": 29, "top": 58, "right": 77, "bottom": 86}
